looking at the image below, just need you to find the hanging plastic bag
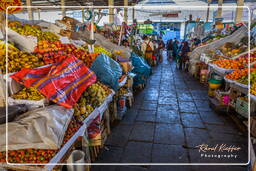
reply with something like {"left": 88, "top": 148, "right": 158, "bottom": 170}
{"left": 90, "top": 54, "right": 122, "bottom": 91}
{"left": 0, "top": 105, "right": 73, "bottom": 151}
{"left": 11, "top": 56, "right": 97, "bottom": 108}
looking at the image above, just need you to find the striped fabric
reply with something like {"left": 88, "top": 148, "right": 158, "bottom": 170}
{"left": 11, "top": 56, "right": 97, "bottom": 108}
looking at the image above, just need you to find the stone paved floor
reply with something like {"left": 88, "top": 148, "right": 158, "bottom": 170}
{"left": 91, "top": 53, "right": 248, "bottom": 171}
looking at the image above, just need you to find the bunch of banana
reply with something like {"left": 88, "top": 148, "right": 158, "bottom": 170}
{"left": 11, "top": 87, "right": 44, "bottom": 100}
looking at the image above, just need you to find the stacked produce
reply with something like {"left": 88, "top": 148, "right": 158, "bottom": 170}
{"left": 225, "top": 68, "right": 252, "bottom": 80}
{"left": 118, "top": 87, "right": 129, "bottom": 96}
{"left": 73, "top": 82, "right": 111, "bottom": 121}
{"left": 9, "top": 22, "right": 59, "bottom": 41}
{"left": 34, "top": 40, "right": 99, "bottom": 66}
{"left": 212, "top": 59, "right": 244, "bottom": 69}
{"left": 11, "top": 87, "right": 44, "bottom": 100}
{"left": 0, "top": 41, "right": 44, "bottom": 73}
{"left": 94, "top": 46, "right": 113, "bottom": 58}
{"left": 0, "top": 117, "right": 83, "bottom": 164}
{"left": 237, "top": 51, "right": 256, "bottom": 64}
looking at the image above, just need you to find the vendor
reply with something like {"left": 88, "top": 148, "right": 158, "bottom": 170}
{"left": 141, "top": 35, "right": 154, "bottom": 65}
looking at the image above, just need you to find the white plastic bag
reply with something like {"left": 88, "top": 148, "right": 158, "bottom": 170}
{"left": 0, "top": 105, "right": 73, "bottom": 151}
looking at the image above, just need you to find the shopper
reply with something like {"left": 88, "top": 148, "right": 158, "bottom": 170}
{"left": 167, "top": 39, "right": 173, "bottom": 61}
{"left": 172, "top": 39, "right": 179, "bottom": 61}
{"left": 141, "top": 35, "right": 154, "bottom": 66}
{"left": 152, "top": 39, "right": 159, "bottom": 65}
{"left": 179, "top": 41, "right": 190, "bottom": 71}
{"left": 158, "top": 37, "right": 165, "bottom": 63}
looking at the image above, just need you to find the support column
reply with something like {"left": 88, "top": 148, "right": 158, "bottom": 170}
{"left": 82, "top": 8, "right": 85, "bottom": 23}
{"left": 37, "top": 8, "right": 41, "bottom": 20}
{"left": 108, "top": 0, "right": 114, "bottom": 24}
{"left": 132, "top": 3, "right": 135, "bottom": 23}
{"left": 90, "top": 9, "right": 95, "bottom": 52}
{"left": 124, "top": 0, "right": 128, "bottom": 23}
{"left": 216, "top": 0, "right": 223, "bottom": 18}
{"left": 61, "top": 0, "right": 66, "bottom": 17}
{"left": 206, "top": 0, "right": 212, "bottom": 22}
{"left": 235, "top": 0, "right": 244, "bottom": 23}
{"left": 26, "top": 0, "right": 33, "bottom": 20}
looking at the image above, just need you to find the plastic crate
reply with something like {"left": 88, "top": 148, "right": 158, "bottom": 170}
{"left": 235, "top": 98, "right": 249, "bottom": 118}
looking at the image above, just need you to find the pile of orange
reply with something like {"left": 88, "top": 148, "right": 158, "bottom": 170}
{"left": 225, "top": 68, "right": 253, "bottom": 80}
{"left": 212, "top": 59, "right": 244, "bottom": 69}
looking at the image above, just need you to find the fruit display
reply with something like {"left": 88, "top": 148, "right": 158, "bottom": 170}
{"left": 251, "top": 83, "right": 256, "bottom": 96}
{"left": 118, "top": 87, "right": 129, "bottom": 96}
{"left": 0, "top": 41, "right": 44, "bottom": 73}
{"left": 225, "top": 68, "right": 253, "bottom": 81}
{"left": 237, "top": 51, "right": 256, "bottom": 64}
{"left": 212, "top": 59, "right": 244, "bottom": 69}
{"left": 0, "top": 149, "right": 56, "bottom": 164}
{"left": 0, "top": 117, "right": 83, "bottom": 164}
{"left": 11, "top": 87, "right": 45, "bottom": 100}
{"left": 34, "top": 40, "right": 99, "bottom": 66}
{"left": 94, "top": 46, "right": 113, "bottom": 58}
{"left": 62, "top": 118, "right": 83, "bottom": 144}
{"left": 237, "top": 69, "right": 256, "bottom": 85}
{"left": 83, "top": 82, "right": 109, "bottom": 108}
{"left": 74, "top": 97, "right": 94, "bottom": 122}
{"left": 9, "top": 22, "right": 59, "bottom": 41}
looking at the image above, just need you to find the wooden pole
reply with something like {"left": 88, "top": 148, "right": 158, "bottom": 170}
{"left": 206, "top": 0, "right": 211, "bottom": 22}
{"left": 61, "top": 0, "right": 66, "bottom": 17}
{"left": 118, "top": 22, "right": 123, "bottom": 46}
{"left": 37, "top": 8, "right": 41, "bottom": 20}
{"left": 26, "top": 0, "right": 33, "bottom": 20}
{"left": 216, "top": 0, "right": 223, "bottom": 18}
{"left": 90, "top": 8, "right": 95, "bottom": 52}
{"left": 124, "top": 0, "right": 128, "bottom": 23}
{"left": 82, "top": 8, "right": 85, "bottom": 23}
{"left": 132, "top": 3, "right": 135, "bottom": 23}
{"left": 235, "top": 0, "right": 244, "bottom": 23}
{"left": 108, "top": 0, "right": 114, "bottom": 24}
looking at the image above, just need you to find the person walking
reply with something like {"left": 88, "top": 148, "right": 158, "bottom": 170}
{"left": 179, "top": 41, "right": 190, "bottom": 70}
{"left": 141, "top": 35, "right": 154, "bottom": 66}
{"left": 167, "top": 39, "right": 173, "bottom": 61}
{"left": 172, "top": 39, "right": 179, "bottom": 62}
{"left": 152, "top": 39, "right": 159, "bottom": 66}
{"left": 158, "top": 37, "right": 165, "bottom": 63}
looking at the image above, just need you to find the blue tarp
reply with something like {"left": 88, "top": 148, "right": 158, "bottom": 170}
{"left": 90, "top": 53, "right": 122, "bottom": 91}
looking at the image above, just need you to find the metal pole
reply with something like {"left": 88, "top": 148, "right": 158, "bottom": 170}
{"left": 26, "top": 0, "right": 33, "bottom": 20}
{"left": 61, "top": 0, "right": 66, "bottom": 17}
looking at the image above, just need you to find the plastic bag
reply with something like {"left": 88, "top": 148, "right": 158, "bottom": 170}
{"left": 11, "top": 56, "right": 97, "bottom": 108}
{"left": 90, "top": 54, "right": 122, "bottom": 91}
{"left": 130, "top": 52, "right": 151, "bottom": 77}
{"left": 0, "top": 105, "right": 73, "bottom": 151}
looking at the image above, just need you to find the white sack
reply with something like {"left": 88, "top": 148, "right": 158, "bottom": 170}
{"left": 0, "top": 105, "right": 73, "bottom": 151}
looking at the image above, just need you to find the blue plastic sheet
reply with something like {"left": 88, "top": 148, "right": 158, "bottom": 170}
{"left": 130, "top": 52, "right": 151, "bottom": 86}
{"left": 90, "top": 54, "right": 122, "bottom": 91}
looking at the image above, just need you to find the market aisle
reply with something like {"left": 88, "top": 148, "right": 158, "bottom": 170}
{"left": 92, "top": 52, "right": 248, "bottom": 171}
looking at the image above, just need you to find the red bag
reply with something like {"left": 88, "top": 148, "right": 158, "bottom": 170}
{"left": 11, "top": 56, "right": 97, "bottom": 108}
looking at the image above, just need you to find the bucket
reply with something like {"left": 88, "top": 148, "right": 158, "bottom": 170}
{"left": 208, "top": 78, "right": 222, "bottom": 89}
{"left": 67, "top": 150, "right": 85, "bottom": 171}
